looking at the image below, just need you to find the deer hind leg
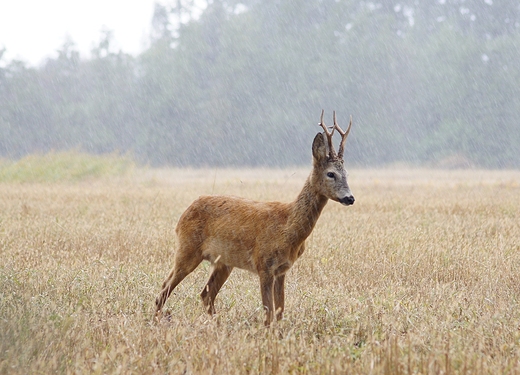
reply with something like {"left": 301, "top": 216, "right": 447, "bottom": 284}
{"left": 155, "top": 247, "right": 203, "bottom": 314}
{"left": 273, "top": 274, "right": 285, "bottom": 321}
{"left": 200, "top": 263, "right": 233, "bottom": 315}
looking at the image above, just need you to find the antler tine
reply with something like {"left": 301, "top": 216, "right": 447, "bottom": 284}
{"left": 318, "top": 109, "right": 336, "bottom": 159}
{"left": 333, "top": 111, "right": 352, "bottom": 159}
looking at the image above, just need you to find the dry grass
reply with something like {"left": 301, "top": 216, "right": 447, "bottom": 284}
{"left": 1, "top": 168, "right": 520, "bottom": 374}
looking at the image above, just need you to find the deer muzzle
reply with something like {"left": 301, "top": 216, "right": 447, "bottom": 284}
{"left": 339, "top": 195, "right": 355, "bottom": 206}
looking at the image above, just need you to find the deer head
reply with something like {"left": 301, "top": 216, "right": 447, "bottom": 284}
{"left": 311, "top": 110, "right": 354, "bottom": 206}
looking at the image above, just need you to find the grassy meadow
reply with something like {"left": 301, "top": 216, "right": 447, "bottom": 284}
{"left": 1, "top": 158, "right": 520, "bottom": 374}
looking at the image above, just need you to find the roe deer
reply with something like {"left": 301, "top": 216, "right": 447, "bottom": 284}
{"left": 155, "top": 110, "right": 355, "bottom": 326}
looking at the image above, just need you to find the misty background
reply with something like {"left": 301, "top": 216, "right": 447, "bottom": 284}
{"left": 0, "top": 0, "right": 519, "bottom": 168}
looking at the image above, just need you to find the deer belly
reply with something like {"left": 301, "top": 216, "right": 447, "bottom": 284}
{"left": 201, "top": 237, "right": 256, "bottom": 273}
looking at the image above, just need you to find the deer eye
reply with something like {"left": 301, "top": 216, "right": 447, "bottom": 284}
{"left": 326, "top": 172, "right": 335, "bottom": 179}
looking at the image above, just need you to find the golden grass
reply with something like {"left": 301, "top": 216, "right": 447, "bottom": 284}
{"left": 1, "top": 168, "right": 520, "bottom": 374}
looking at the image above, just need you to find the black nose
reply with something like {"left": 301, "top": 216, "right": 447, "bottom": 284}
{"left": 340, "top": 195, "right": 355, "bottom": 205}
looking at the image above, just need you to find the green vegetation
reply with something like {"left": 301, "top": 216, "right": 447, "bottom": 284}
{"left": 1, "top": 1, "right": 519, "bottom": 167}
{"left": 0, "top": 151, "right": 135, "bottom": 182}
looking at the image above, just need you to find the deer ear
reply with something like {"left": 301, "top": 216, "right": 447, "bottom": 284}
{"left": 312, "top": 133, "right": 328, "bottom": 163}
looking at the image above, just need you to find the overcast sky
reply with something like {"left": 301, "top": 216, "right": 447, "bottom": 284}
{"left": 0, "top": 0, "right": 158, "bottom": 66}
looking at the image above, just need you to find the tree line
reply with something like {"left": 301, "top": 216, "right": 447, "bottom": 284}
{"left": 1, "top": 0, "right": 519, "bottom": 168}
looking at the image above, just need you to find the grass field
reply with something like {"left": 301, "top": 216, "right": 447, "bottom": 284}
{"left": 1, "top": 166, "right": 520, "bottom": 374}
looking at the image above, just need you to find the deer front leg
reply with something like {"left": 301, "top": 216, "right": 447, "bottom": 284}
{"left": 200, "top": 263, "right": 233, "bottom": 315}
{"left": 259, "top": 271, "right": 275, "bottom": 326}
{"left": 274, "top": 274, "right": 285, "bottom": 321}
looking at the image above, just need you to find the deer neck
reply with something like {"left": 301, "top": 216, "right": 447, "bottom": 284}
{"left": 286, "top": 175, "right": 328, "bottom": 244}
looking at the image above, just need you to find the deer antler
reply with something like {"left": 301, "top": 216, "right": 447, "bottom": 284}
{"left": 319, "top": 109, "right": 336, "bottom": 160}
{"left": 333, "top": 111, "right": 352, "bottom": 159}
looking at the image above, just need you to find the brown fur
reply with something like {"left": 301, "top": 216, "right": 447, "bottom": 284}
{"left": 155, "top": 112, "right": 354, "bottom": 326}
